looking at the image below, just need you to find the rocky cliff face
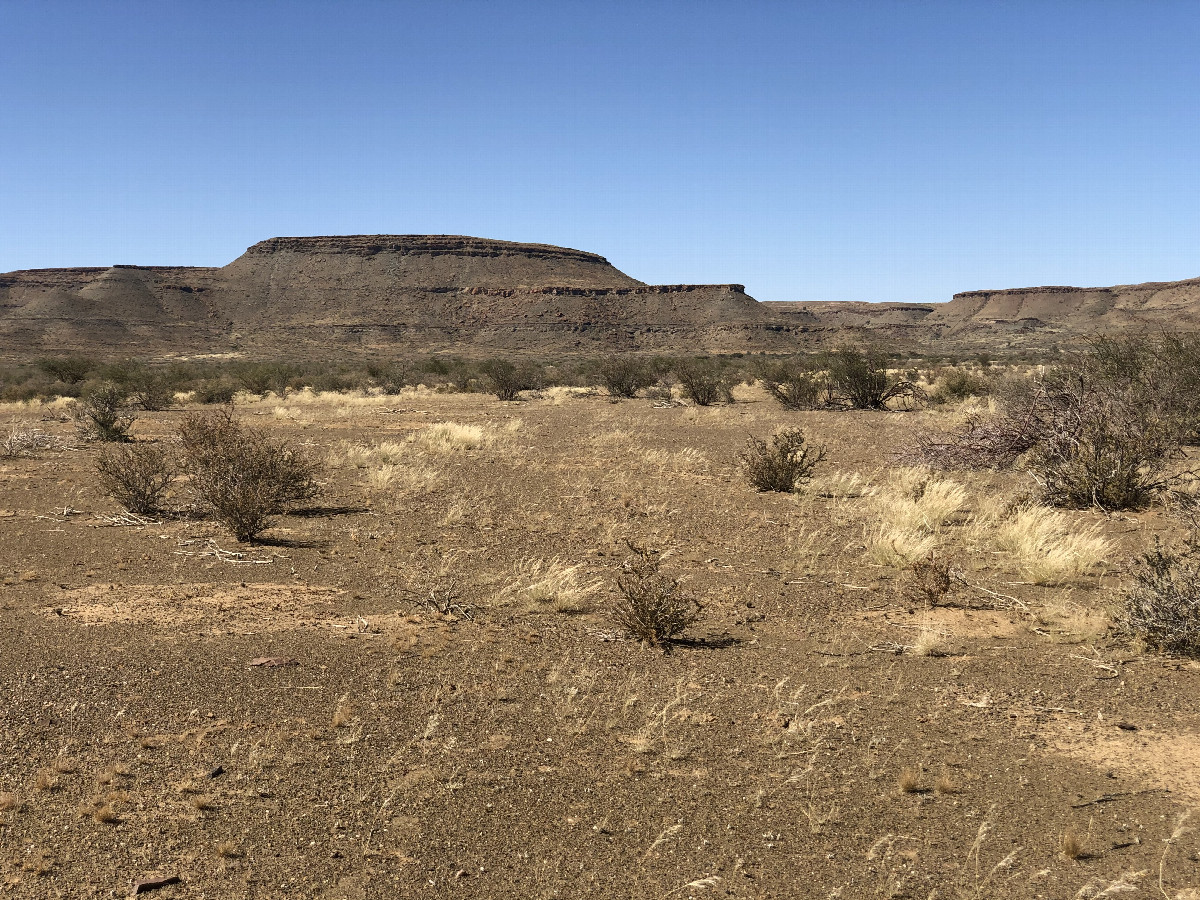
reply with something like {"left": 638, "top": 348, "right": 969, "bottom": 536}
{"left": 2, "top": 236, "right": 1197, "bottom": 357}
{"left": 0, "top": 236, "right": 790, "bottom": 355}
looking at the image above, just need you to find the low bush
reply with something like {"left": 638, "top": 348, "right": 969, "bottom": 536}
{"left": 740, "top": 428, "right": 826, "bottom": 492}
{"left": 612, "top": 545, "right": 702, "bottom": 646}
{"left": 826, "top": 347, "right": 921, "bottom": 410}
{"left": 177, "top": 410, "right": 320, "bottom": 541}
{"left": 763, "top": 361, "right": 827, "bottom": 410}
{"left": 95, "top": 444, "right": 176, "bottom": 514}
{"left": 1120, "top": 538, "right": 1200, "bottom": 657}
{"left": 929, "top": 368, "right": 993, "bottom": 404}
{"left": 675, "top": 359, "right": 731, "bottom": 406}
{"left": 480, "top": 359, "right": 542, "bottom": 401}
{"left": 69, "top": 382, "right": 135, "bottom": 442}
{"left": 599, "top": 358, "right": 653, "bottom": 400}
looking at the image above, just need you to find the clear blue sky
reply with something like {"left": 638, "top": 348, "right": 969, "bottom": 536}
{"left": 2, "top": 1, "right": 1198, "bottom": 302}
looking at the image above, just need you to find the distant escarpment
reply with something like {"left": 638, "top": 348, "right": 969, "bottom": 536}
{"left": 2, "top": 236, "right": 1198, "bottom": 356}
{"left": 0, "top": 235, "right": 794, "bottom": 355}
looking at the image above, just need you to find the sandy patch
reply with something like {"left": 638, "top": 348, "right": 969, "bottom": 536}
{"left": 43, "top": 582, "right": 365, "bottom": 634}
{"left": 1049, "top": 721, "right": 1200, "bottom": 805}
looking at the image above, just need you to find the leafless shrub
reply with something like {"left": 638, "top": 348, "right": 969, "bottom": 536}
{"left": 177, "top": 409, "right": 320, "bottom": 541}
{"left": 908, "top": 339, "right": 1198, "bottom": 509}
{"left": 740, "top": 428, "right": 826, "bottom": 492}
{"left": 826, "top": 347, "right": 922, "bottom": 410}
{"left": 1119, "top": 537, "right": 1200, "bottom": 658}
{"left": 612, "top": 544, "right": 702, "bottom": 646}
{"left": 95, "top": 444, "right": 176, "bottom": 514}
{"left": 68, "top": 382, "right": 135, "bottom": 442}
{"left": 1, "top": 424, "right": 59, "bottom": 458}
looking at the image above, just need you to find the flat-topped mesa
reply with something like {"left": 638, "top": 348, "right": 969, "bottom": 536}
{"left": 222, "top": 234, "right": 645, "bottom": 296}
{"left": 239, "top": 235, "right": 615, "bottom": 266}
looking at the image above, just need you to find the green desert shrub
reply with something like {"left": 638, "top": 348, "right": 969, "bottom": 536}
{"left": 599, "top": 357, "right": 653, "bottom": 400}
{"left": 69, "top": 382, "right": 135, "bottom": 442}
{"left": 675, "top": 359, "right": 731, "bottom": 406}
{"left": 763, "top": 361, "right": 827, "bottom": 410}
{"left": 479, "top": 359, "right": 542, "bottom": 401}
{"left": 740, "top": 428, "right": 827, "bottom": 492}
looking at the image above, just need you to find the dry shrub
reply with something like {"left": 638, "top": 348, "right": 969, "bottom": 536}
{"left": 740, "top": 428, "right": 826, "bottom": 493}
{"left": 675, "top": 360, "right": 731, "bottom": 407}
{"left": 907, "top": 553, "right": 956, "bottom": 606}
{"left": 910, "top": 338, "right": 1198, "bottom": 510}
{"left": 177, "top": 410, "right": 320, "bottom": 541}
{"left": 612, "top": 545, "right": 702, "bottom": 645}
{"left": 95, "top": 444, "right": 176, "bottom": 514}
{"left": 68, "top": 382, "right": 135, "bottom": 442}
{"left": 1119, "top": 538, "right": 1200, "bottom": 658}
{"left": 1, "top": 424, "right": 58, "bottom": 458}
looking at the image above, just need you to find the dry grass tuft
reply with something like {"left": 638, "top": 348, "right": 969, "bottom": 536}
{"left": 909, "top": 627, "right": 950, "bottom": 657}
{"left": 216, "top": 840, "right": 239, "bottom": 858}
{"left": 0, "top": 792, "right": 20, "bottom": 813}
{"left": 934, "top": 772, "right": 960, "bottom": 795}
{"left": 504, "top": 558, "right": 603, "bottom": 615}
{"left": 864, "top": 470, "right": 967, "bottom": 567}
{"left": 897, "top": 767, "right": 922, "bottom": 794}
{"left": 993, "top": 505, "right": 1111, "bottom": 584}
{"left": 331, "top": 699, "right": 354, "bottom": 728}
{"left": 34, "top": 769, "right": 58, "bottom": 792}
{"left": 416, "top": 422, "right": 492, "bottom": 454}
{"left": 1060, "top": 828, "right": 1085, "bottom": 860}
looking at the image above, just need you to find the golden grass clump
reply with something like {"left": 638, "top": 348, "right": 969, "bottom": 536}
{"left": 416, "top": 422, "right": 492, "bottom": 453}
{"left": 864, "top": 470, "right": 967, "bottom": 567}
{"left": 993, "top": 505, "right": 1111, "bottom": 584}
{"left": 504, "top": 558, "right": 603, "bottom": 615}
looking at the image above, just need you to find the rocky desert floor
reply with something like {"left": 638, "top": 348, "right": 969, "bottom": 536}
{"left": 1, "top": 385, "right": 1198, "bottom": 899}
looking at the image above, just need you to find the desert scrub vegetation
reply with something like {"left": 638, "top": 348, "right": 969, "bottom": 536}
{"left": 69, "top": 382, "right": 136, "bottom": 442}
{"left": 1119, "top": 538, "right": 1200, "bottom": 657}
{"left": 612, "top": 544, "right": 702, "bottom": 646}
{"left": 95, "top": 444, "right": 176, "bottom": 515}
{"left": 1, "top": 423, "right": 58, "bottom": 458}
{"left": 599, "top": 357, "right": 653, "bottom": 400}
{"left": 479, "top": 359, "right": 543, "bottom": 401}
{"left": 760, "top": 347, "right": 922, "bottom": 411}
{"left": 177, "top": 409, "right": 321, "bottom": 541}
{"left": 502, "top": 558, "right": 604, "bottom": 615}
{"left": 914, "top": 336, "right": 1200, "bottom": 510}
{"left": 740, "top": 428, "right": 826, "bottom": 492}
{"left": 674, "top": 359, "right": 732, "bottom": 406}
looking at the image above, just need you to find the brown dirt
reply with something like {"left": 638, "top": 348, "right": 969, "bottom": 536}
{"left": 1, "top": 386, "right": 1198, "bottom": 898}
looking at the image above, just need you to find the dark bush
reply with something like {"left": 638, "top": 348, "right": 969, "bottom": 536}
{"left": 612, "top": 545, "right": 702, "bottom": 646}
{"left": 95, "top": 444, "right": 176, "bottom": 514}
{"left": 1120, "top": 538, "right": 1200, "bottom": 658}
{"left": 826, "top": 347, "right": 921, "bottom": 410}
{"left": 740, "top": 428, "right": 827, "bottom": 492}
{"left": 929, "top": 368, "right": 993, "bottom": 404}
{"left": 234, "top": 362, "right": 294, "bottom": 397}
{"left": 194, "top": 380, "right": 238, "bottom": 404}
{"left": 763, "top": 361, "right": 827, "bottom": 410}
{"left": 479, "top": 359, "right": 542, "bottom": 401}
{"left": 69, "top": 382, "right": 135, "bottom": 442}
{"left": 177, "top": 410, "right": 320, "bottom": 541}
{"left": 37, "top": 356, "right": 95, "bottom": 385}
{"left": 675, "top": 359, "right": 731, "bottom": 406}
{"left": 600, "top": 358, "right": 653, "bottom": 399}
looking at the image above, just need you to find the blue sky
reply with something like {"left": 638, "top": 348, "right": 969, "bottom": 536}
{"left": 2, "top": 1, "right": 1198, "bottom": 302}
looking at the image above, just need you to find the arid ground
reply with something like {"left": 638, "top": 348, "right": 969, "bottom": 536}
{"left": 2, "top": 385, "right": 1199, "bottom": 898}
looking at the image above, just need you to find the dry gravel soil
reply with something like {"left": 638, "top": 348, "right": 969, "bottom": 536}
{"left": 1, "top": 386, "right": 1199, "bottom": 898}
